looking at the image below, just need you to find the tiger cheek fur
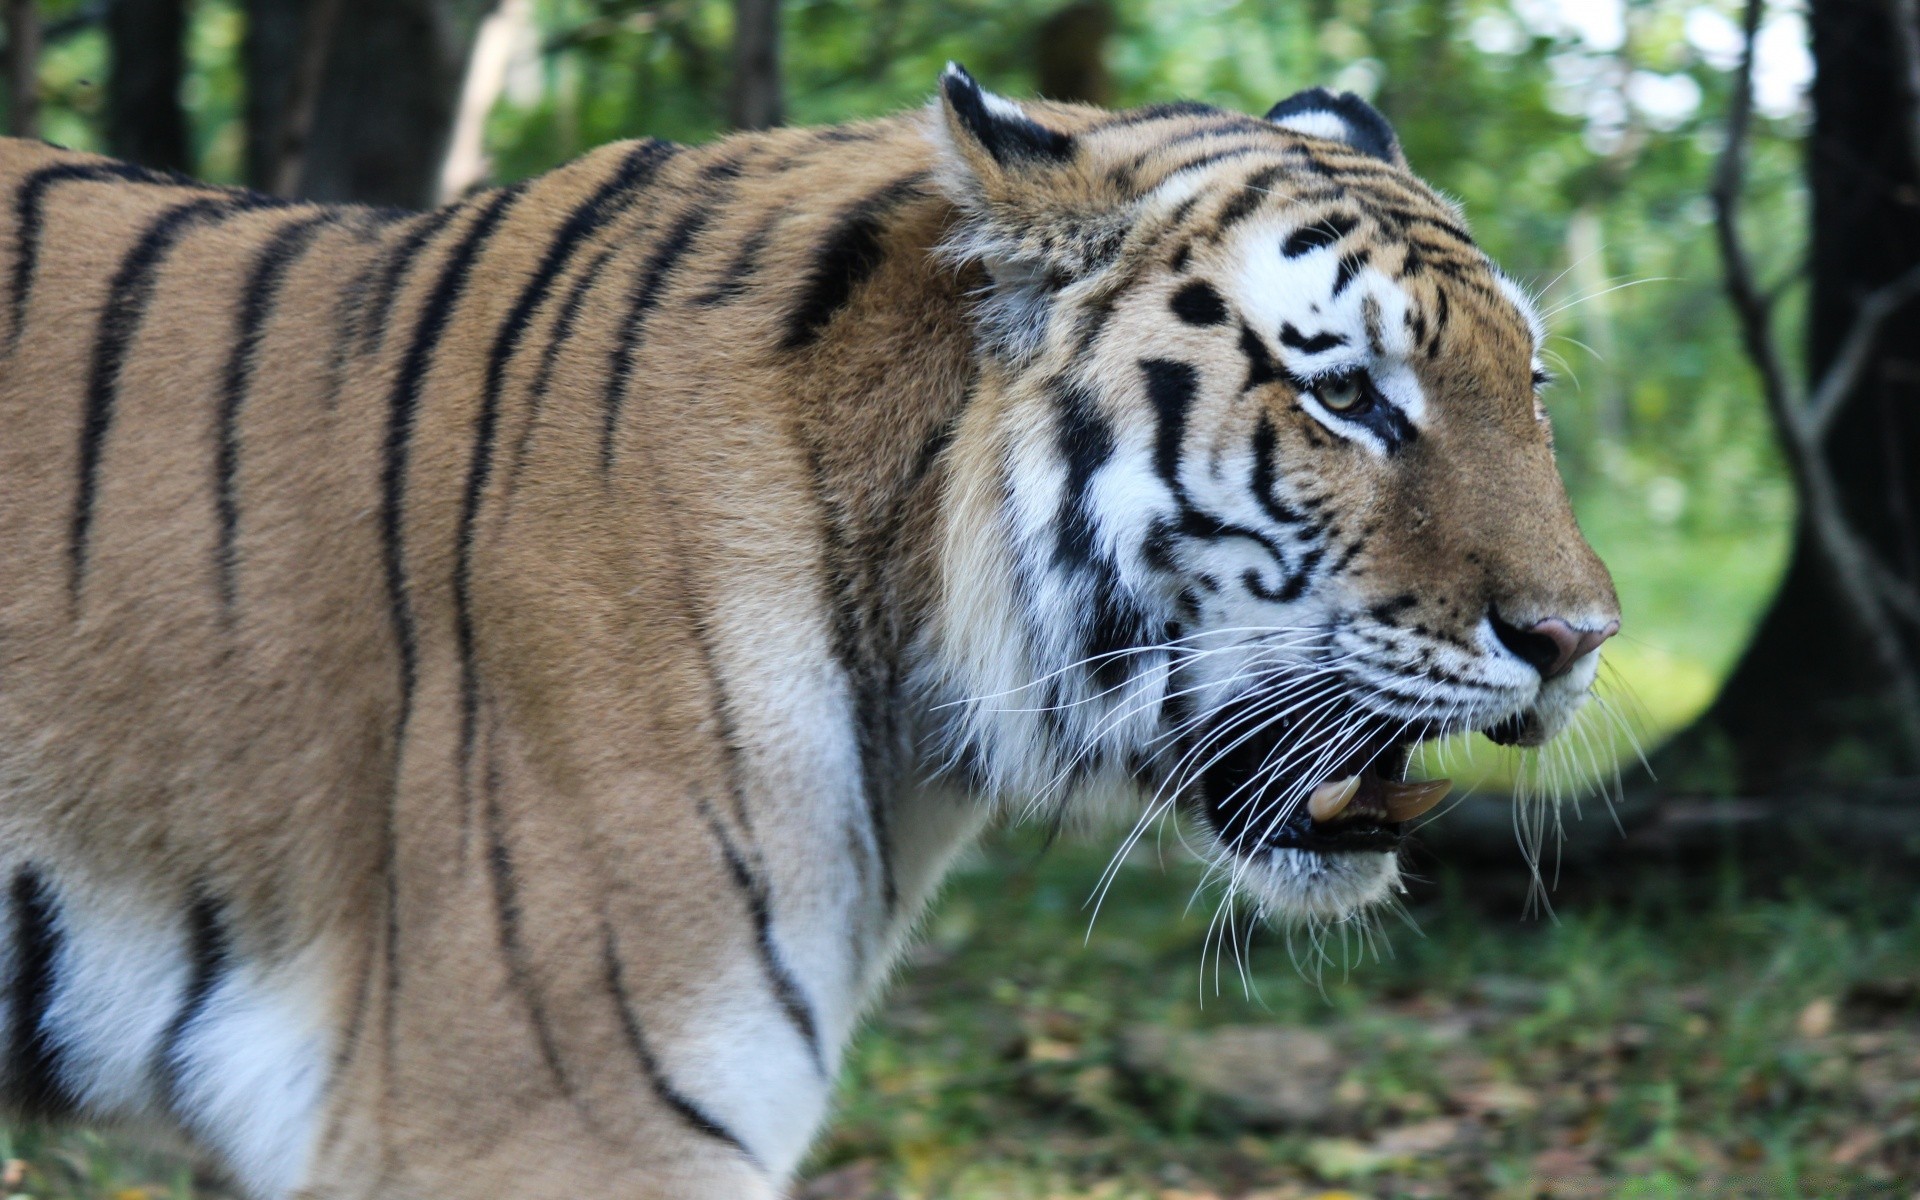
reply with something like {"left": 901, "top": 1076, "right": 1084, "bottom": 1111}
{"left": 0, "top": 65, "right": 1613, "bottom": 1199}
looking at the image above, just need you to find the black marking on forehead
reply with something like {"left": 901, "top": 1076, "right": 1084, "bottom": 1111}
{"left": 1170, "top": 280, "right": 1227, "bottom": 326}
{"left": 1239, "top": 322, "right": 1285, "bottom": 391}
{"left": 1150, "top": 146, "right": 1269, "bottom": 187}
{"left": 1213, "top": 163, "right": 1287, "bottom": 236}
{"left": 1282, "top": 212, "right": 1359, "bottom": 258}
{"left": 1102, "top": 100, "right": 1231, "bottom": 128}
{"left": 1332, "top": 250, "right": 1369, "bottom": 297}
{"left": 1169, "top": 241, "right": 1192, "bottom": 272}
{"left": 1279, "top": 323, "right": 1345, "bottom": 354}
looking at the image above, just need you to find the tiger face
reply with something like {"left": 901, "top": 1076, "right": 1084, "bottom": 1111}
{"left": 929, "top": 68, "right": 1620, "bottom": 921}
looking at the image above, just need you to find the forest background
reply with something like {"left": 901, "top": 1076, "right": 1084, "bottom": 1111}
{"left": 3, "top": 0, "right": 1919, "bottom": 1196}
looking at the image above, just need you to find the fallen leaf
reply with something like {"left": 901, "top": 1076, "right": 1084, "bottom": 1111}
{"left": 1830, "top": 1127, "right": 1881, "bottom": 1165}
{"left": 1303, "top": 1137, "right": 1384, "bottom": 1179}
{"left": 1371, "top": 1118, "right": 1463, "bottom": 1157}
{"left": 1797, "top": 996, "right": 1837, "bottom": 1038}
{"left": 1451, "top": 1080, "right": 1538, "bottom": 1116}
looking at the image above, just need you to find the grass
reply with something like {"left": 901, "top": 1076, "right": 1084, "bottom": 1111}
{"left": 799, "top": 829, "right": 1920, "bottom": 1199}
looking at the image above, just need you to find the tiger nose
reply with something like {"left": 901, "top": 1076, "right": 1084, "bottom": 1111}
{"left": 1490, "top": 613, "right": 1619, "bottom": 679}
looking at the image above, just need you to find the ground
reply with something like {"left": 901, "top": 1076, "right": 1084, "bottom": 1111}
{"left": 3, "top": 824, "right": 1917, "bottom": 1199}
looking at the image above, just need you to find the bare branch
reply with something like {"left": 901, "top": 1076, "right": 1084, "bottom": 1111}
{"left": 1807, "top": 263, "right": 1920, "bottom": 439}
{"left": 1711, "top": 0, "right": 1807, "bottom": 442}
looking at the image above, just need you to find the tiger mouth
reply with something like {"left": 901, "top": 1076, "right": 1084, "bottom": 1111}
{"left": 1194, "top": 706, "right": 1453, "bottom": 856}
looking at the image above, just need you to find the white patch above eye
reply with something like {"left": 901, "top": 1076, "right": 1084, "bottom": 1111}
{"left": 1227, "top": 222, "right": 1429, "bottom": 448}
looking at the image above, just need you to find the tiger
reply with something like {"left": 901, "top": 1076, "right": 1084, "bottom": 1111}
{"left": 0, "top": 64, "right": 1618, "bottom": 1198}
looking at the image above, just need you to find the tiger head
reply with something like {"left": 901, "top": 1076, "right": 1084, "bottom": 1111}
{"left": 925, "top": 67, "right": 1620, "bottom": 922}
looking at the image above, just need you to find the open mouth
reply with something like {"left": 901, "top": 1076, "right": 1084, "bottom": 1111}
{"left": 1194, "top": 699, "right": 1453, "bottom": 855}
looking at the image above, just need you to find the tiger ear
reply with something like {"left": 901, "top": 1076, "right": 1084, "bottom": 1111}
{"left": 1265, "top": 87, "right": 1405, "bottom": 167}
{"left": 936, "top": 62, "right": 1076, "bottom": 171}
{"left": 932, "top": 63, "right": 1124, "bottom": 362}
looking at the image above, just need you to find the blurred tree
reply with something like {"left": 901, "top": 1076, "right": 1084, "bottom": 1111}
{"left": 5, "top": 0, "right": 40, "bottom": 138}
{"left": 1036, "top": 0, "right": 1114, "bottom": 106}
{"left": 107, "top": 0, "right": 191, "bottom": 171}
{"left": 246, "top": 0, "right": 344, "bottom": 193}
{"left": 1683, "top": 0, "right": 1920, "bottom": 789}
{"left": 247, "top": 0, "right": 492, "bottom": 205}
{"left": 729, "top": 0, "right": 781, "bottom": 128}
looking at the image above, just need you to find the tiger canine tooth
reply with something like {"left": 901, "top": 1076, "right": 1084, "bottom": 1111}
{"left": 1307, "top": 776, "right": 1362, "bottom": 822}
{"left": 1381, "top": 777, "right": 1453, "bottom": 822}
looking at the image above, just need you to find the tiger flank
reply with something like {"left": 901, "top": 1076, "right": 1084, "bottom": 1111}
{"left": 0, "top": 65, "right": 1618, "bottom": 1198}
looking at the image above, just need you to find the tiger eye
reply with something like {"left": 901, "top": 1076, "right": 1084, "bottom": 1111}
{"left": 1317, "top": 372, "right": 1366, "bottom": 412}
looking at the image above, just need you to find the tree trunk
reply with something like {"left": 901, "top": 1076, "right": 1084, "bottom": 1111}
{"left": 5, "top": 0, "right": 40, "bottom": 139}
{"left": 1673, "top": 0, "right": 1920, "bottom": 791}
{"left": 106, "top": 0, "right": 192, "bottom": 172}
{"left": 1036, "top": 1, "right": 1114, "bottom": 106}
{"left": 246, "top": 0, "right": 492, "bottom": 207}
{"left": 728, "top": 0, "right": 782, "bottom": 130}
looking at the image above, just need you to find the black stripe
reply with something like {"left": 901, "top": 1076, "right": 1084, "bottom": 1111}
{"left": 377, "top": 185, "right": 522, "bottom": 1041}
{"left": 5, "top": 869, "right": 71, "bottom": 1116}
{"left": 9, "top": 159, "right": 188, "bottom": 348}
{"left": 1169, "top": 280, "right": 1227, "bottom": 327}
{"left": 693, "top": 210, "right": 779, "bottom": 306}
{"left": 697, "top": 802, "right": 825, "bottom": 1074}
{"left": 381, "top": 185, "right": 522, "bottom": 733}
{"left": 791, "top": 433, "right": 896, "bottom": 916}
{"left": 480, "top": 725, "right": 580, "bottom": 1101}
{"left": 72, "top": 196, "right": 272, "bottom": 606}
{"left": 215, "top": 211, "right": 339, "bottom": 615}
{"left": 1251, "top": 415, "right": 1308, "bottom": 529}
{"left": 156, "top": 890, "right": 232, "bottom": 1114}
{"left": 778, "top": 174, "right": 929, "bottom": 352}
{"left": 1282, "top": 213, "right": 1359, "bottom": 258}
{"left": 1279, "top": 323, "right": 1346, "bottom": 354}
{"left": 361, "top": 206, "right": 461, "bottom": 357}
{"left": 455, "top": 142, "right": 675, "bottom": 826}
{"left": 1212, "top": 164, "right": 1286, "bottom": 235}
{"left": 600, "top": 199, "right": 721, "bottom": 474}
{"left": 1141, "top": 358, "right": 1198, "bottom": 508}
{"left": 601, "top": 924, "right": 758, "bottom": 1161}
{"left": 1098, "top": 100, "right": 1227, "bottom": 128}
{"left": 502, "top": 246, "right": 614, "bottom": 501}
{"left": 1332, "top": 249, "right": 1369, "bottom": 297}
{"left": 1239, "top": 321, "right": 1285, "bottom": 391}
{"left": 1052, "top": 380, "right": 1115, "bottom": 569}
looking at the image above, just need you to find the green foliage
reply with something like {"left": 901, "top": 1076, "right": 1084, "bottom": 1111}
{"left": 801, "top": 830, "right": 1918, "bottom": 1197}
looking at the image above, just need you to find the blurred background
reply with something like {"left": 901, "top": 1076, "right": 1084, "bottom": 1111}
{"left": 2, "top": 0, "right": 1918, "bottom": 1195}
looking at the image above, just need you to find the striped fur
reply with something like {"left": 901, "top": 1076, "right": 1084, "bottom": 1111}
{"left": 0, "top": 68, "right": 1614, "bottom": 1198}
